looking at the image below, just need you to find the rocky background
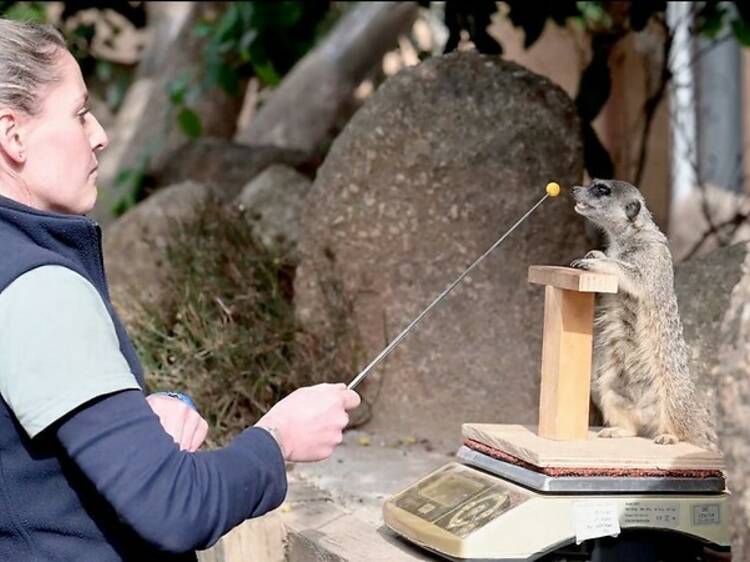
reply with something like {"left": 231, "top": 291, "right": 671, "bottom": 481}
{"left": 32, "top": 2, "right": 747, "bottom": 556}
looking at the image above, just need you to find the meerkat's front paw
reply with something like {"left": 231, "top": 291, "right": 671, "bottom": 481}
{"left": 584, "top": 250, "right": 606, "bottom": 260}
{"left": 654, "top": 433, "right": 679, "bottom": 445}
{"left": 571, "top": 251, "right": 606, "bottom": 271}
{"left": 597, "top": 426, "right": 636, "bottom": 439}
{"left": 571, "top": 257, "right": 596, "bottom": 270}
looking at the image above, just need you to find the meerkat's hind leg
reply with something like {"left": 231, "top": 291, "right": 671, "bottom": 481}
{"left": 596, "top": 391, "right": 639, "bottom": 439}
{"left": 598, "top": 426, "right": 637, "bottom": 439}
{"left": 654, "top": 433, "right": 679, "bottom": 445}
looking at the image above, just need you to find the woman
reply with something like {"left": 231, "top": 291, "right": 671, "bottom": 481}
{"left": 0, "top": 18, "right": 359, "bottom": 561}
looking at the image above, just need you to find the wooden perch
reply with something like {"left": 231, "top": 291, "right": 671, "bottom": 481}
{"left": 528, "top": 266, "right": 618, "bottom": 441}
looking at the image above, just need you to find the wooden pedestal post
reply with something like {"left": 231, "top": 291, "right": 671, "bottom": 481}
{"left": 528, "top": 266, "right": 618, "bottom": 441}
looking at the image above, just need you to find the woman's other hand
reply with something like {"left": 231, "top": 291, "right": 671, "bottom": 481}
{"left": 146, "top": 393, "right": 209, "bottom": 452}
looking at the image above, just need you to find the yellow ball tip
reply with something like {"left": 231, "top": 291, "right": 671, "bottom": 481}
{"left": 546, "top": 182, "right": 561, "bottom": 197}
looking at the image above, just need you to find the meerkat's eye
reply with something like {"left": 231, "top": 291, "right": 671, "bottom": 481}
{"left": 592, "top": 183, "right": 611, "bottom": 197}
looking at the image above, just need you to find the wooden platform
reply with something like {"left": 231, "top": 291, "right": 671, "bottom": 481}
{"left": 462, "top": 424, "right": 725, "bottom": 472}
{"left": 528, "top": 265, "right": 618, "bottom": 294}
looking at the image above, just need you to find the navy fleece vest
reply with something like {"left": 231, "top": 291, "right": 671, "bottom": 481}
{"left": 0, "top": 196, "right": 192, "bottom": 561}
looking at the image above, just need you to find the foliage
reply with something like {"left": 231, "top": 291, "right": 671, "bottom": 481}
{"left": 168, "top": 1, "right": 334, "bottom": 139}
{"left": 118, "top": 200, "right": 363, "bottom": 447}
{"left": 113, "top": 2, "right": 339, "bottom": 215}
{"left": 0, "top": 1, "right": 45, "bottom": 22}
{"left": 0, "top": 1, "right": 146, "bottom": 116}
{"left": 439, "top": 1, "right": 750, "bottom": 180}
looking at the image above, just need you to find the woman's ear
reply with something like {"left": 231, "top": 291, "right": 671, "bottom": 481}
{"left": 0, "top": 109, "right": 26, "bottom": 165}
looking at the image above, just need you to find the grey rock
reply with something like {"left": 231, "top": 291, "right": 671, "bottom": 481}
{"left": 236, "top": 164, "right": 311, "bottom": 252}
{"left": 294, "top": 51, "right": 585, "bottom": 450}
{"left": 103, "top": 180, "right": 211, "bottom": 304}
{"left": 675, "top": 242, "right": 748, "bottom": 398}
{"left": 154, "top": 138, "right": 309, "bottom": 202}
{"left": 711, "top": 243, "right": 750, "bottom": 558}
{"left": 669, "top": 241, "right": 750, "bottom": 556}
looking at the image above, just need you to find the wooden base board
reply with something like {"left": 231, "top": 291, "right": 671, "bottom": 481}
{"left": 462, "top": 424, "right": 725, "bottom": 472}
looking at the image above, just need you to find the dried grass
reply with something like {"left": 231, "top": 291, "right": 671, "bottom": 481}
{"left": 119, "top": 199, "right": 363, "bottom": 448}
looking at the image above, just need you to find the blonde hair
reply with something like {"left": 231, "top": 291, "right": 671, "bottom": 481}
{"left": 0, "top": 18, "right": 66, "bottom": 116}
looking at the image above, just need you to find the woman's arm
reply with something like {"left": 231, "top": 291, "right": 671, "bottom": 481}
{"left": 55, "top": 389, "right": 286, "bottom": 553}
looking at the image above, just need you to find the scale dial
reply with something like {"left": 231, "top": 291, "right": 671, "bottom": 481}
{"left": 393, "top": 463, "right": 529, "bottom": 538}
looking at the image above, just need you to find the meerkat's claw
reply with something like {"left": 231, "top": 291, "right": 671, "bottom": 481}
{"left": 570, "top": 257, "right": 592, "bottom": 270}
{"left": 597, "top": 426, "right": 635, "bottom": 439}
{"left": 654, "top": 433, "right": 679, "bottom": 445}
{"left": 584, "top": 250, "right": 606, "bottom": 260}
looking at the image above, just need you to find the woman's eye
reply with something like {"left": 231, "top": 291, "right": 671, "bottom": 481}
{"left": 78, "top": 108, "right": 90, "bottom": 123}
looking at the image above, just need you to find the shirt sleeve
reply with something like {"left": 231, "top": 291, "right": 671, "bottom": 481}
{"left": 0, "top": 265, "right": 141, "bottom": 437}
{"left": 55, "top": 389, "right": 287, "bottom": 552}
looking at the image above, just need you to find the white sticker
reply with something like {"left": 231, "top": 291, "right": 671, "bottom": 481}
{"left": 623, "top": 501, "right": 680, "bottom": 528}
{"left": 572, "top": 501, "right": 621, "bottom": 545}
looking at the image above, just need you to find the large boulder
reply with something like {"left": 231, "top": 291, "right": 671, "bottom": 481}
{"left": 712, "top": 243, "right": 750, "bottom": 557}
{"left": 153, "top": 139, "right": 309, "bottom": 202}
{"left": 294, "top": 51, "right": 585, "bottom": 449}
{"left": 235, "top": 164, "right": 312, "bottom": 253}
{"left": 669, "top": 241, "right": 750, "bottom": 556}
{"left": 103, "top": 180, "right": 211, "bottom": 305}
{"left": 674, "top": 242, "right": 748, "bottom": 399}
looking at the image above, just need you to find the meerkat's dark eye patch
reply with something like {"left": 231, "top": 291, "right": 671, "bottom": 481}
{"left": 625, "top": 200, "right": 641, "bottom": 221}
{"left": 591, "top": 182, "right": 611, "bottom": 197}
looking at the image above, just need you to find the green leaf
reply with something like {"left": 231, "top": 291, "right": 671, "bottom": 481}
{"left": 177, "top": 107, "right": 203, "bottom": 139}
{"left": 214, "top": 3, "right": 242, "bottom": 43}
{"left": 696, "top": 2, "right": 727, "bottom": 38}
{"left": 252, "top": 60, "right": 281, "bottom": 86}
{"left": 239, "top": 29, "right": 258, "bottom": 61}
{"left": 215, "top": 63, "right": 241, "bottom": 97}
{"left": 732, "top": 18, "right": 750, "bottom": 46}
{"left": 106, "top": 80, "right": 128, "bottom": 111}
{"left": 167, "top": 73, "right": 190, "bottom": 105}
{"left": 96, "top": 60, "right": 113, "bottom": 81}
{"left": 193, "top": 19, "right": 214, "bottom": 39}
{"left": 4, "top": 1, "right": 46, "bottom": 23}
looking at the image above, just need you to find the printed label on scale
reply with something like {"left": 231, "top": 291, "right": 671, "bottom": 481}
{"left": 692, "top": 503, "right": 721, "bottom": 526}
{"left": 622, "top": 501, "right": 681, "bottom": 528}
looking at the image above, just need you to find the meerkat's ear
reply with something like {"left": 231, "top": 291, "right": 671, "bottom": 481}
{"left": 625, "top": 200, "right": 641, "bottom": 221}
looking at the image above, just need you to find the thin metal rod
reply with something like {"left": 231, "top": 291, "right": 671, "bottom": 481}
{"left": 347, "top": 193, "right": 550, "bottom": 390}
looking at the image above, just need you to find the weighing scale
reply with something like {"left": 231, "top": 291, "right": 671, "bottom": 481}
{"left": 381, "top": 266, "right": 730, "bottom": 561}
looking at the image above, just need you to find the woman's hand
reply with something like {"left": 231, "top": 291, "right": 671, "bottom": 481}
{"left": 255, "top": 383, "right": 361, "bottom": 462}
{"left": 146, "top": 393, "right": 209, "bottom": 452}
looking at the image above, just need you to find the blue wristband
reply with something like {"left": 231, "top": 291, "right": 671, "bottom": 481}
{"left": 152, "top": 391, "right": 197, "bottom": 411}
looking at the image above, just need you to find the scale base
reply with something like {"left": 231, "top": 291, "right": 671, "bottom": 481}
{"left": 383, "top": 454, "right": 730, "bottom": 561}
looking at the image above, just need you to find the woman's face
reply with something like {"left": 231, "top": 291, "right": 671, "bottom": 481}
{"left": 16, "top": 49, "right": 108, "bottom": 215}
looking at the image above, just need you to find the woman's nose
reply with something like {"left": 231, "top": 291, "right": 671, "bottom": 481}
{"left": 89, "top": 113, "right": 109, "bottom": 152}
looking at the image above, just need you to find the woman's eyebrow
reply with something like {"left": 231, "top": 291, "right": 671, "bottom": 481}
{"left": 76, "top": 92, "right": 89, "bottom": 108}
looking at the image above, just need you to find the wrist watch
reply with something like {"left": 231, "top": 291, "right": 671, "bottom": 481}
{"left": 256, "top": 425, "right": 287, "bottom": 460}
{"left": 152, "top": 391, "right": 197, "bottom": 411}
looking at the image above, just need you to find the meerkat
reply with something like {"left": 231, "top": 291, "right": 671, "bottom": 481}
{"left": 570, "top": 179, "right": 716, "bottom": 449}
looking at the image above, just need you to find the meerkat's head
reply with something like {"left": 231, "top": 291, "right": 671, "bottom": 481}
{"left": 572, "top": 179, "right": 653, "bottom": 236}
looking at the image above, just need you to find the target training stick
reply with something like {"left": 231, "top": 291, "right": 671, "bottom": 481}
{"left": 347, "top": 182, "right": 561, "bottom": 390}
